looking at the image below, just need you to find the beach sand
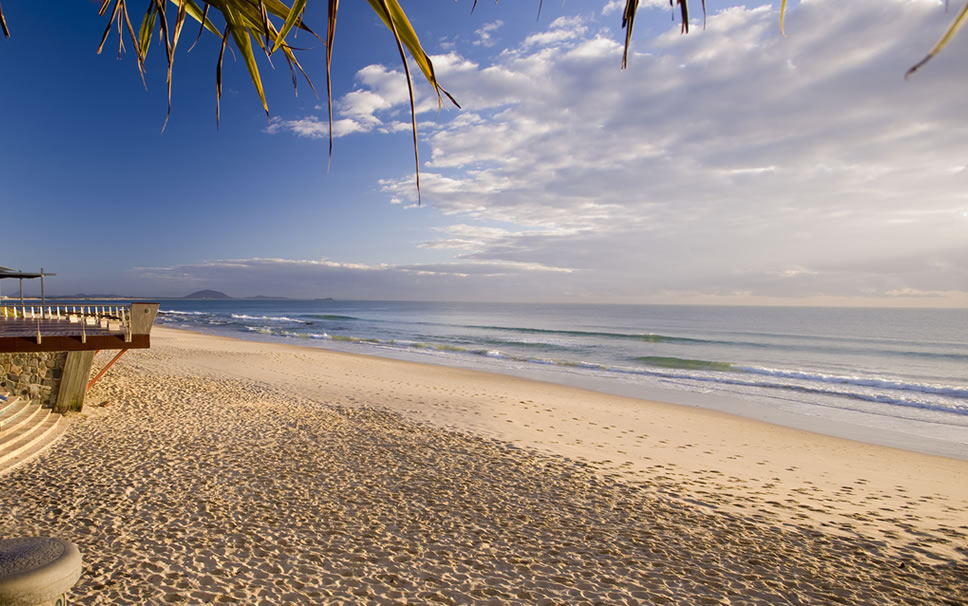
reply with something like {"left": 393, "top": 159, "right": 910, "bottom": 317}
{"left": 1, "top": 326, "right": 965, "bottom": 604}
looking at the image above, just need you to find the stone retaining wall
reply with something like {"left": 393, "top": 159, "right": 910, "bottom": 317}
{"left": 0, "top": 352, "right": 67, "bottom": 408}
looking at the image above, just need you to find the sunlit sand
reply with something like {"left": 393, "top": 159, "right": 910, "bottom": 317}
{"left": 1, "top": 327, "right": 965, "bottom": 604}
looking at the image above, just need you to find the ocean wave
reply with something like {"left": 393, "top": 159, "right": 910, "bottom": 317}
{"left": 464, "top": 324, "right": 716, "bottom": 344}
{"left": 158, "top": 310, "right": 209, "bottom": 316}
{"left": 738, "top": 366, "right": 968, "bottom": 400}
{"left": 245, "top": 326, "right": 330, "bottom": 339}
{"left": 460, "top": 323, "right": 968, "bottom": 361}
{"left": 214, "top": 320, "right": 968, "bottom": 417}
{"left": 634, "top": 356, "right": 735, "bottom": 372}
{"left": 592, "top": 365, "right": 968, "bottom": 416}
{"left": 479, "top": 338, "right": 574, "bottom": 352}
{"left": 231, "top": 313, "right": 302, "bottom": 323}
{"left": 305, "top": 314, "right": 361, "bottom": 321}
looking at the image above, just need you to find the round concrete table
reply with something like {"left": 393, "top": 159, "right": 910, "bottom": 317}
{"left": 0, "top": 538, "right": 81, "bottom": 606}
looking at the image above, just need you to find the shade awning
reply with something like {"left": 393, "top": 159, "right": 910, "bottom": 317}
{"left": 0, "top": 271, "right": 55, "bottom": 279}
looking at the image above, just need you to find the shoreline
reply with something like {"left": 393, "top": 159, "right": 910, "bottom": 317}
{"left": 172, "top": 323, "right": 968, "bottom": 462}
{"left": 1, "top": 326, "right": 966, "bottom": 603}
{"left": 148, "top": 328, "right": 968, "bottom": 557}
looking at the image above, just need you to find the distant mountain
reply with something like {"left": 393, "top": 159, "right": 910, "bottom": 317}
{"left": 184, "top": 290, "right": 232, "bottom": 299}
{"left": 46, "top": 294, "right": 128, "bottom": 299}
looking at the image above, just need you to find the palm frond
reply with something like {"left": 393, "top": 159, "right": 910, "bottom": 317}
{"left": 325, "top": 0, "right": 339, "bottom": 165}
{"left": 622, "top": 0, "right": 707, "bottom": 67}
{"left": 621, "top": 1, "right": 638, "bottom": 70}
{"left": 365, "top": 0, "right": 458, "bottom": 109}
{"left": 907, "top": 0, "right": 968, "bottom": 78}
{"left": 271, "top": 0, "right": 307, "bottom": 54}
{"left": 370, "top": 0, "right": 423, "bottom": 201}
{"left": 0, "top": 1, "right": 9, "bottom": 38}
{"left": 11, "top": 0, "right": 964, "bottom": 200}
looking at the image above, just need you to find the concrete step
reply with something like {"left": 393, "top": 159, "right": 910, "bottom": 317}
{"left": 0, "top": 405, "right": 48, "bottom": 451}
{"left": 0, "top": 398, "right": 41, "bottom": 432}
{"left": 0, "top": 395, "right": 24, "bottom": 420}
{"left": 0, "top": 412, "right": 66, "bottom": 476}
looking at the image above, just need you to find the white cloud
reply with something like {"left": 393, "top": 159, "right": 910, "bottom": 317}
{"left": 267, "top": 0, "right": 968, "bottom": 303}
{"left": 474, "top": 20, "right": 504, "bottom": 47}
{"left": 601, "top": 0, "right": 624, "bottom": 15}
{"left": 522, "top": 16, "right": 588, "bottom": 49}
{"left": 135, "top": 257, "right": 573, "bottom": 300}
{"left": 604, "top": 0, "right": 678, "bottom": 17}
{"left": 265, "top": 116, "right": 366, "bottom": 139}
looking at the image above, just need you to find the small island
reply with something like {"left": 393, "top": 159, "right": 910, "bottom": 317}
{"left": 183, "top": 290, "right": 232, "bottom": 300}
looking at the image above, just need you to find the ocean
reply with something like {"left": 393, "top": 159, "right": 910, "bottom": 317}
{"left": 154, "top": 300, "right": 968, "bottom": 459}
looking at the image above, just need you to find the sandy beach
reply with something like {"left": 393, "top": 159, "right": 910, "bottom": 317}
{"left": 1, "top": 326, "right": 966, "bottom": 604}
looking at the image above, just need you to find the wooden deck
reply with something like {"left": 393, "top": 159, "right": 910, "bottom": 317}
{"left": 0, "top": 304, "right": 156, "bottom": 353}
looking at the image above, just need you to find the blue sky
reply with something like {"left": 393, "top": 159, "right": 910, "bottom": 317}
{"left": 1, "top": 0, "right": 967, "bottom": 305}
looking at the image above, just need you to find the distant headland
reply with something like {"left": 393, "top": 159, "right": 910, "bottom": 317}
{"left": 20, "top": 292, "right": 335, "bottom": 301}
{"left": 183, "top": 290, "right": 232, "bottom": 299}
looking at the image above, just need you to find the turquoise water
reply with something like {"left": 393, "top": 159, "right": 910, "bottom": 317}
{"left": 154, "top": 300, "right": 968, "bottom": 458}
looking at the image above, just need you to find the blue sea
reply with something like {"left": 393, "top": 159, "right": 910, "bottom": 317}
{"left": 154, "top": 300, "right": 968, "bottom": 459}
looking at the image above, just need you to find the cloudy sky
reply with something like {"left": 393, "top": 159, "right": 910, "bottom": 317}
{"left": 2, "top": 0, "right": 966, "bottom": 305}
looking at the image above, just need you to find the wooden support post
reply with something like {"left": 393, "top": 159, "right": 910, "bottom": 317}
{"left": 87, "top": 349, "right": 128, "bottom": 391}
{"left": 55, "top": 351, "right": 96, "bottom": 413}
{"left": 130, "top": 303, "right": 160, "bottom": 335}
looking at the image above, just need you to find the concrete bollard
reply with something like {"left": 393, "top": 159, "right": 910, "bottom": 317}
{"left": 0, "top": 538, "right": 81, "bottom": 606}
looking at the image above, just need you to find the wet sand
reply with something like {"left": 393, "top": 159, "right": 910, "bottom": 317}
{"left": 1, "top": 327, "right": 965, "bottom": 604}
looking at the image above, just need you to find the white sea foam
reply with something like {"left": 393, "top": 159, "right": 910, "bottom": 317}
{"left": 738, "top": 366, "right": 968, "bottom": 399}
{"left": 231, "top": 314, "right": 301, "bottom": 323}
{"left": 153, "top": 300, "right": 968, "bottom": 455}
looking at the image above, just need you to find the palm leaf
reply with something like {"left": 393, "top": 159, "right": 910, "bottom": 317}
{"left": 97, "top": 1, "right": 122, "bottom": 54}
{"left": 152, "top": 0, "right": 176, "bottom": 131}
{"left": 677, "top": 0, "right": 689, "bottom": 34}
{"left": 187, "top": 2, "right": 211, "bottom": 52}
{"left": 370, "top": 0, "right": 423, "bottom": 200}
{"left": 907, "top": 0, "right": 968, "bottom": 78}
{"left": 621, "top": 0, "right": 638, "bottom": 69}
{"left": 780, "top": 0, "right": 787, "bottom": 36}
{"left": 621, "top": 1, "right": 704, "bottom": 66}
{"left": 222, "top": 2, "right": 269, "bottom": 117}
{"left": 216, "top": 23, "right": 231, "bottom": 126}
{"left": 271, "top": 0, "right": 306, "bottom": 54}
{"left": 138, "top": 1, "right": 158, "bottom": 58}
{"left": 0, "top": 1, "right": 9, "bottom": 38}
{"left": 325, "top": 0, "right": 339, "bottom": 164}
{"left": 365, "top": 0, "right": 458, "bottom": 109}
{"left": 181, "top": 0, "right": 221, "bottom": 41}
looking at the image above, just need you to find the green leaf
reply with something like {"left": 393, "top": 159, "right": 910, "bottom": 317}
{"left": 138, "top": 1, "right": 158, "bottom": 59}
{"left": 271, "top": 0, "right": 307, "bottom": 54}
{"left": 175, "top": 0, "right": 220, "bottom": 39}
{"left": 223, "top": 2, "right": 269, "bottom": 117}
{"left": 369, "top": 0, "right": 423, "bottom": 201}
{"left": 365, "top": 0, "right": 457, "bottom": 109}
{"left": 907, "top": 1, "right": 968, "bottom": 78}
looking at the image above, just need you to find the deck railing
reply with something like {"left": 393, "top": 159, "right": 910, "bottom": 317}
{"left": 1, "top": 304, "right": 135, "bottom": 343}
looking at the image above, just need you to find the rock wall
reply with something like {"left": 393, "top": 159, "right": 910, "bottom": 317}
{"left": 0, "top": 352, "right": 67, "bottom": 408}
